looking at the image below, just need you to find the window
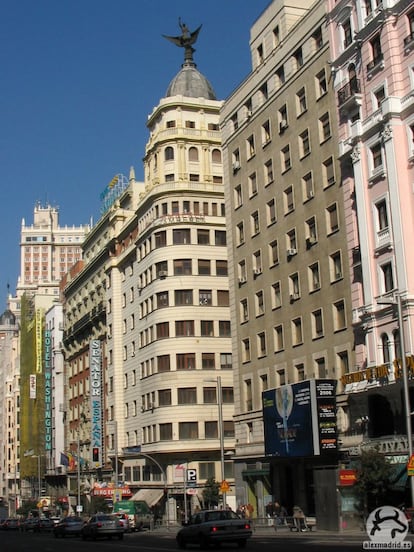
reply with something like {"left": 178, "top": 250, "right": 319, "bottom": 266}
{"left": 175, "top": 289, "right": 193, "bottom": 306}
{"left": 371, "top": 142, "right": 383, "bottom": 170}
{"left": 284, "top": 186, "right": 294, "bottom": 213}
{"left": 173, "top": 229, "right": 191, "bottom": 244}
{"left": 179, "top": 422, "right": 198, "bottom": 440}
{"left": 242, "top": 338, "right": 251, "bottom": 362}
{"left": 232, "top": 149, "right": 241, "bottom": 171}
{"left": 201, "top": 320, "right": 214, "bottom": 337}
{"left": 155, "top": 231, "right": 167, "bottom": 247}
{"left": 374, "top": 86, "right": 386, "bottom": 109}
{"left": 185, "top": 120, "right": 196, "bottom": 128}
{"left": 338, "top": 350, "right": 350, "bottom": 376}
{"left": 262, "top": 120, "right": 271, "bottom": 145}
{"left": 302, "top": 172, "right": 314, "bottom": 201}
{"left": 327, "top": 203, "right": 339, "bottom": 233}
{"left": 197, "top": 229, "right": 210, "bottom": 245}
{"left": 231, "top": 114, "right": 239, "bottom": 132}
{"left": 381, "top": 262, "right": 394, "bottom": 293}
{"left": 319, "top": 112, "right": 331, "bottom": 142}
{"left": 253, "top": 250, "right": 262, "bottom": 273}
{"left": 343, "top": 18, "right": 352, "bottom": 48}
{"left": 333, "top": 300, "right": 346, "bottom": 331}
{"left": 323, "top": 156, "right": 335, "bottom": 187}
{"left": 293, "top": 46, "right": 303, "bottom": 69}
{"left": 247, "top": 135, "right": 255, "bottom": 159}
{"left": 272, "top": 281, "right": 282, "bottom": 309}
{"left": 240, "top": 299, "right": 249, "bottom": 323}
{"left": 158, "top": 389, "right": 172, "bottom": 406}
{"left": 295, "top": 363, "right": 305, "bottom": 382}
{"left": 278, "top": 104, "right": 288, "bottom": 131}
{"left": 287, "top": 228, "right": 297, "bottom": 251}
{"left": 156, "top": 322, "right": 169, "bottom": 339}
{"left": 178, "top": 387, "right": 197, "bottom": 404}
{"left": 256, "top": 290, "right": 264, "bottom": 316}
{"left": 264, "top": 159, "right": 274, "bottom": 185}
{"left": 275, "top": 65, "right": 285, "bottom": 87}
{"left": 158, "top": 355, "right": 170, "bottom": 372}
{"left": 217, "top": 290, "right": 229, "bottom": 306}
{"left": 296, "top": 87, "right": 307, "bottom": 115}
{"left": 315, "top": 357, "right": 327, "bottom": 379}
{"left": 160, "top": 423, "right": 173, "bottom": 440}
{"left": 202, "top": 352, "right": 215, "bottom": 370}
{"left": 236, "top": 222, "right": 245, "bottom": 246}
{"left": 248, "top": 172, "right": 258, "bottom": 197}
{"left": 330, "top": 251, "right": 343, "bottom": 281}
{"left": 176, "top": 353, "right": 195, "bottom": 370}
{"left": 309, "top": 262, "right": 321, "bottom": 292}
{"left": 165, "top": 146, "right": 174, "bottom": 161}
{"left": 316, "top": 69, "right": 327, "bottom": 98}
{"left": 199, "top": 290, "right": 212, "bottom": 305}
{"left": 234, "top": 185, "right": 243, "bottom": 208}
{"left": 166, "top": 120, "right": 176, "bottom": 128}
{"left": 175, "top": 320, "right": 194, "bottom": 337}
{"left": 299, "top": 129, "right": 310, "bottom": 157}
{"left": 274, "top": 325, "right": 284, "bottom": 352}
{"left": 292, "top": 317, "right": 303, "bottom": 346}
{"left": 312, "top": 309, "right": 324, "bottom": 338}
{"left": 281, "top": 145, "right": 291, "bottom": 172}
{"left": 198, "top": 259, "right": 211, "bottom": 275}
{"left": 312, "top": 26, "right": 323, "bottom": 50}
{"left": 238, "top": 260, "right": 247, "bottom": 283}
{"left": 251, "top": 211, "right": 260, "bottom": 235}
{"left": 257, "top": 331, "right": 267, "bottom": 357}
{"left": 174, "top": 259, "right": 192, "bottom": 275}
{"left": 219, "top": 320, "right": 231, "bottom": 337}
{"left": 273, "top": 25, "right": 280, "bottom": 48}
{"left": 203, "top": 387, "right": 217, "bottom": 404}
{"left": 306, "top": 216, "right": 317, "bottom": 245}
{"left": 267, "top": 198, "right": 276, "bottom": 225}
{"left": 214, "top": 231, "right": 226, "bottom": 246}
{"left": 260, "top": 82, "right": 268, "bottom": 103}
{"left": 289, "top": 272, "right": 300, "bottom": 299}
{"left": 369, "top": 34, "right": 383, "bottom": 69}
{"left": 220, "top": 353, "right": 232, "bottom": 370}
{"left": 376, "top": 199, "right": 389, "bottom": 231}
{"left": 188, "top": 147, "right": 199, "bottom": 162}
{"left": 269, "top": 240, "right": 279, "bottom": 266}
{"left": 244, "top": 379, "right": 252, "bottom": 410}
{"left": 216, "top": 260, "right": 228, "bottom": 276}
{"left": 257, "top": 43, "right": 264, "bottom": 65}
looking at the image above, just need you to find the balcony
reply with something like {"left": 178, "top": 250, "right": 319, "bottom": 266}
{"left": 337, "top": 78, "right": 362, "bottom": 111}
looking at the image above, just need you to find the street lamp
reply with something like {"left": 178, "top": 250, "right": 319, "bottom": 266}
{"left": 206, "top": 376, "right": 226, "bottom": 508}
{"left": 377, "top": 293, "right": 414, "bottom": 505}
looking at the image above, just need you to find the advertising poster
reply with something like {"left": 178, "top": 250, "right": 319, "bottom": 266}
{"left": 262, "top": 379, "right": 337, "bottom": 457}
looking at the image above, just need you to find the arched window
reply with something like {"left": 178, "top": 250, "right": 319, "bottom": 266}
{"left": 188, "top": 147, "right": 199, "bottom": 162}
{"left": 381, "top": 333, "right": 390, "bottom": 364}
{"left": 212, "top": 148, "right": 222, "bottom": 163}
{"left": 165, "top": 147, "right": 174, "bottom": 161}
{"left": 154, "top": 153, "right": 158, "bottom": 170}
{"left": 393, "top": 329, "right": 401, "bottom": 359}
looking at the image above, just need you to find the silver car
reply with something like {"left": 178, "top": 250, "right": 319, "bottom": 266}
{"left": 81, "top": 514, "right": 124, "bottom": 540}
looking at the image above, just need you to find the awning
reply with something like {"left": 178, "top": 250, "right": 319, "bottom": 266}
{"left": 130, "top": 488, "right": 163, "bottom": 507}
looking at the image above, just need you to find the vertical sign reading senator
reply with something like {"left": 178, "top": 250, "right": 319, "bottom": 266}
{"left": 90, "top": 340, "right": 102, "bottom": 468}
{"left": 44, "top": 329, "right": 52, "bottom": 451}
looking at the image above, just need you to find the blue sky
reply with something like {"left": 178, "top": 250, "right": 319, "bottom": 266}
{"left": 0, "top": 0, "right": 270, "bottom": 310}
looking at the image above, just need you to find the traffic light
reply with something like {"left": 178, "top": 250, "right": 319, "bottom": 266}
{"left": 92, "top": 447, "right": 99, "bottom": 462}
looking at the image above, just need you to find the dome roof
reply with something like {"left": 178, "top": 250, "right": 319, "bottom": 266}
{"left": 0, "top": 308, "right": 16, "bottom": 326}
{"left": 166, "top": 61, "right": 216, "bottom": 100}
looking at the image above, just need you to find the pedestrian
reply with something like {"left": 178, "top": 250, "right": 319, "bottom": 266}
{"left": 273, "top": 501, "right": 282, "bottom": 525}
{"left": 266, "top": 501, "right": 274, "bottom": 526}
{"left": 292, "top": 505, "right": 308, "bottom": 531}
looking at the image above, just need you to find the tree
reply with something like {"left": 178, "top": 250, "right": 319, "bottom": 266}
{"left": 353, "top": 448, "right": 393, "bottom": 518}
{"left": 202, "top": 477, "right": 220, "bottom": 509}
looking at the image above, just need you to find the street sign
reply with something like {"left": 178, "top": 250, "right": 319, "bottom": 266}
{"left": 187, "top": 469, "right": 197, "bottom": 482}
{"left": 220, "top": 480, "right": 230, "bottom": 493}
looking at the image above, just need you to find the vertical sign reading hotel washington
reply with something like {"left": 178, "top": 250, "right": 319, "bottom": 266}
{"left": 90, "top": 340, "right": 102, "bottom": 468}
{"left": 44, "top": 329, "right": 52, "bottom": 451}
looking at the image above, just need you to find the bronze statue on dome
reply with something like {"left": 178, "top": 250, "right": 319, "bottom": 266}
{"left": 163, "top": 18, "right": 202, "bottom": 64}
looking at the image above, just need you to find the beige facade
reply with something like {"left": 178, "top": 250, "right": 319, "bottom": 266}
{"left": 221, "top": 0, "right": 354, "bottom": 519}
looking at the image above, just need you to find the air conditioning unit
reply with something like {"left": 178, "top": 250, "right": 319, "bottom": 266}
{"left": 238, "top": 277, "right": 246, "bottom": 285}
{"left": 307, "top": 190, "right": 314, "bottom": 199}
{"left": 290, "top": 293, "right": 300, "bottom": 301}
{"left": 246, "top": 110, "right": 253, "bottom": 119}
{"left": 306, "top": 236, "right": 317, "bottom": 247}
{"left": 158, "top": 270, "right": 168, "bottom": 279}
{"left": 232, "top": 161, "right": 241, "bottom": 172}
{"left": 253, "top": 267, "right": 262, "bottom": 276}
{"left": 279, "top": 120, "right": 288, "bottom": 132}
{"left": 287, "top": 248, "right": 297, "bottom": 257}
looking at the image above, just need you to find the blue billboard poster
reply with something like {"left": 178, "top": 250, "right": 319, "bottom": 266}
{"left": 262, "top": 379, "right": 337, "bottom": 457}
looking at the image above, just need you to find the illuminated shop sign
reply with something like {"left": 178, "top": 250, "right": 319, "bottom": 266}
{"left": 44, "top": 329, "right": 52, "bottom": 451}
{"left": 90, "top": 340, "right": 102, "bottom": 468}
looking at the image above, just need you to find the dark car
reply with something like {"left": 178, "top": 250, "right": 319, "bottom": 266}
{"left": 54, "top": 516, "right": 84, "bottom": 538}
{"left": 39, "top": 517, "right": 55, "bottom": 532}
{"left": 21, "top": 517, "right": 40, "bottom": 532}
{"left": 176, "top": 509, "right": 252, "bottom": 549}
{"left": 81, "top": 514, "right": 124, "bottom": 540}
{"left": 2, "top": 518, "right": 20, "bottom": 530}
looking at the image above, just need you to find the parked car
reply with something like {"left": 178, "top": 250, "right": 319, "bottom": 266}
{"left": 53, "top": 516, "right": 84, "bottom": 538}
{"left": 21, "top": 517, "right": 40, "bottom": 532}
{"left": 114, "top": 513, "right": 130, "bottom": 532}
{"left": 39, "top": 517, "right": 55, "bottom": 532}
{"left": 176, "top": 509, "right": 252, "bottom": 549}
{"left": 81, "top": 514, "right": 124, "bottom": 540}
{"left": 1, "top": 518, "right": 20, "bottom": 530}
